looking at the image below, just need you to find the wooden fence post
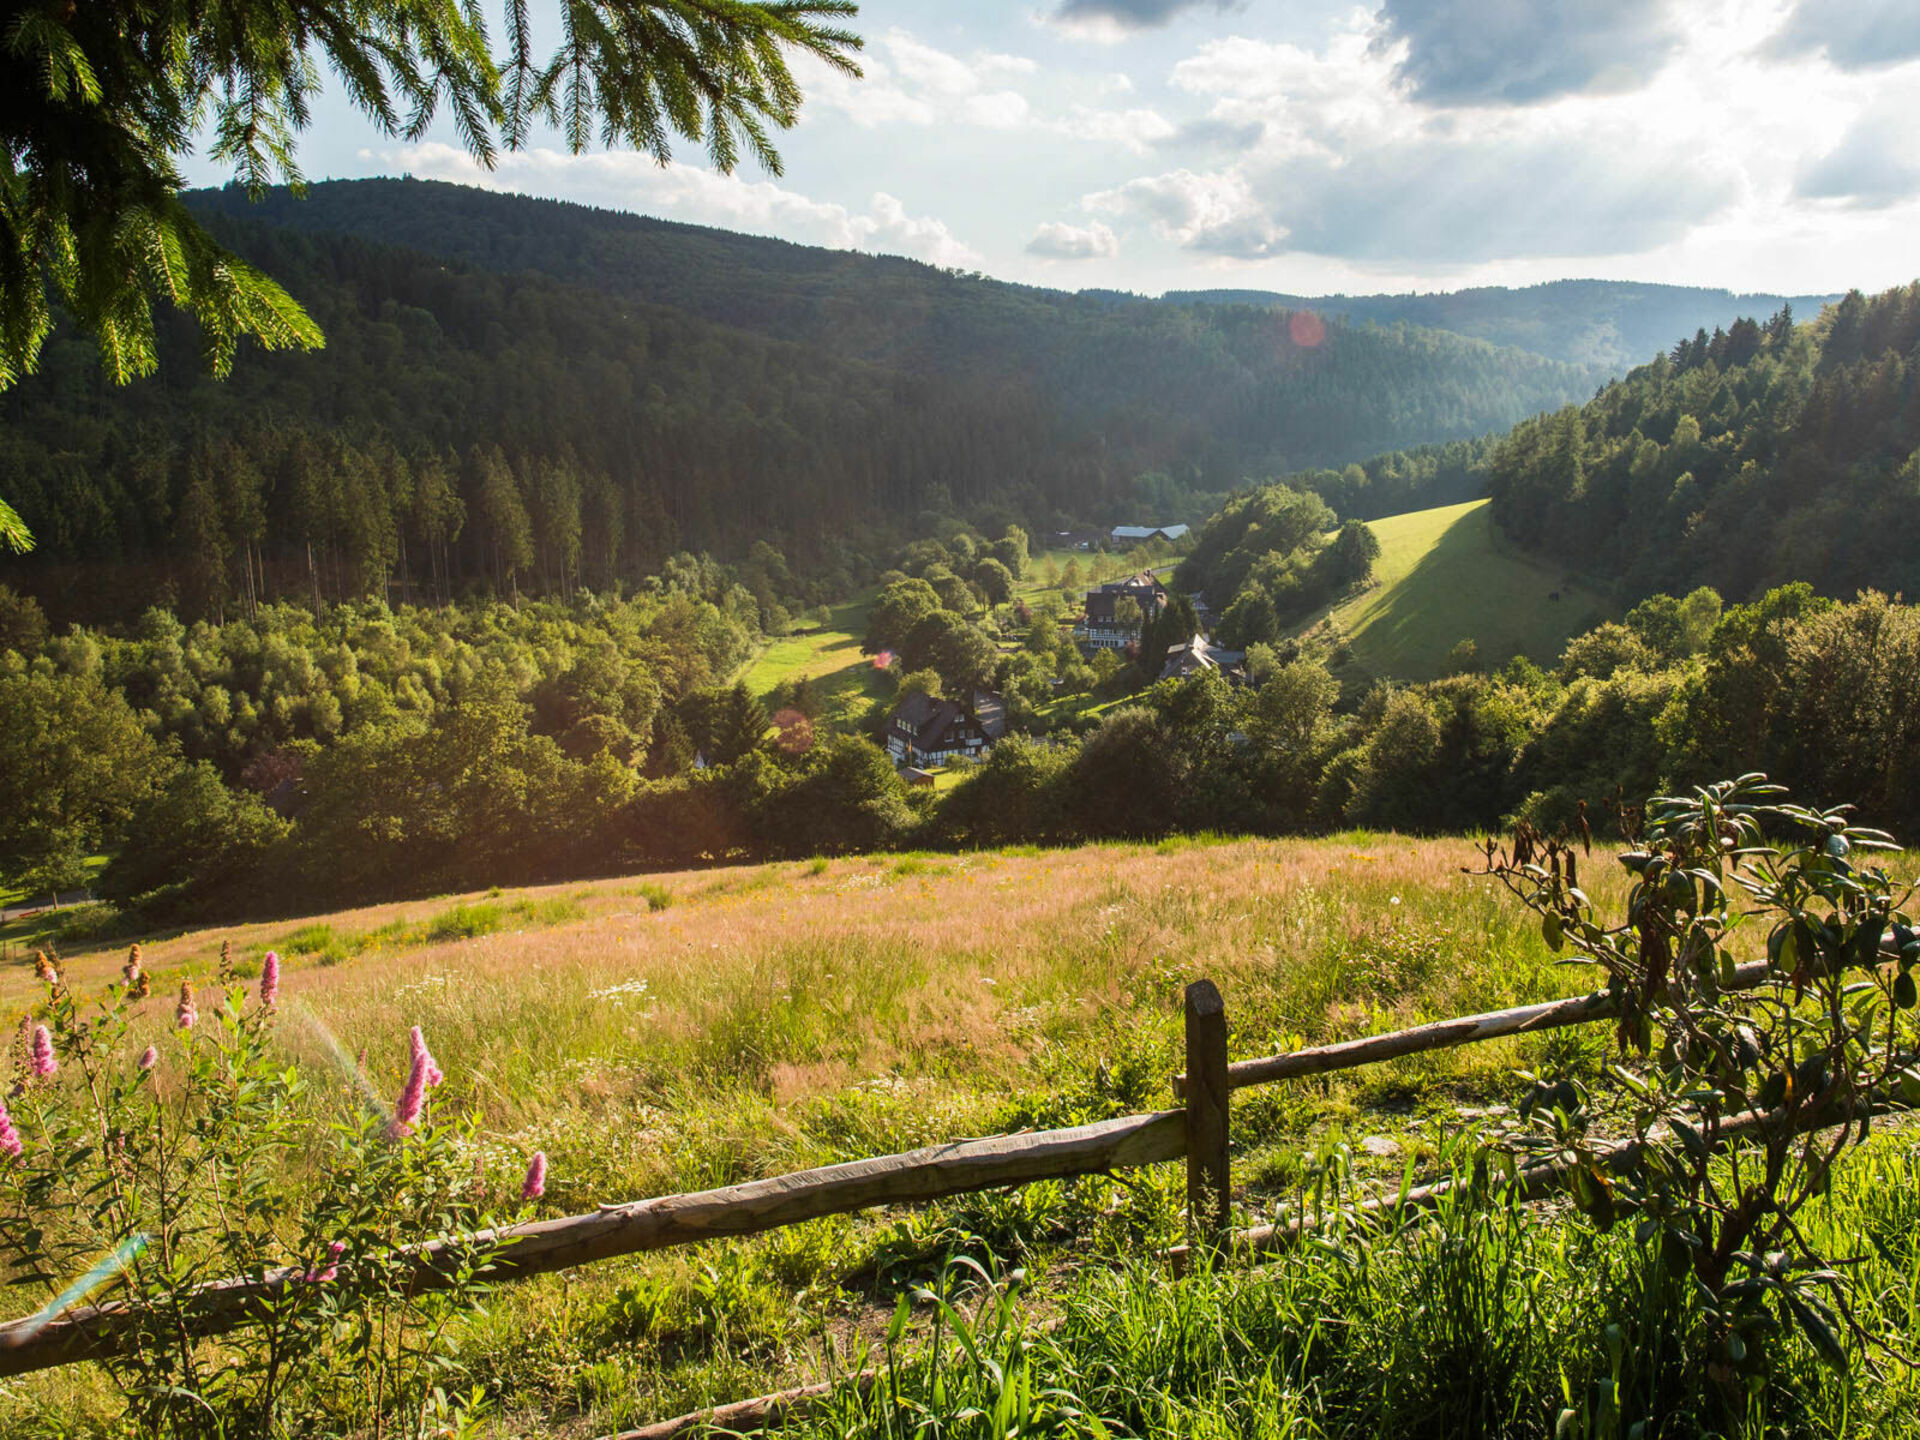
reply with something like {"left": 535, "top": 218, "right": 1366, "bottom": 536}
{"left": 1184, "top": 979, "right": 1230, "bottom": 1255}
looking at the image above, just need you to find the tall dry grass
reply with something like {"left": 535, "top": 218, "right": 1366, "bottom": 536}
{"left": 2, "top": 833, "right": 1812, "bottom": 1438}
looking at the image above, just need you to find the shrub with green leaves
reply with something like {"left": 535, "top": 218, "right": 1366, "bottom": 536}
{"left": 1483, "top": 775, "right": 1919, "bottom": 1427}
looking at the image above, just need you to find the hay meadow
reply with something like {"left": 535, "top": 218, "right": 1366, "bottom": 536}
{"left": 7, "top": 833, "right": 1920, "bottom": 1437}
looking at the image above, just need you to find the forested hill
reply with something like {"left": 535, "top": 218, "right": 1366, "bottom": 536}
{"left": 1165, "top": 280, "right": 1837, "bottom": 370}
{"left": 1487, "top": 284, "right": 1920, "bottom": 605}
{"left": 0, "top": 181, "right": 1602, "bottom": 624}
{"left": 184, "top": 179, "right": 1597, "bottom": 458}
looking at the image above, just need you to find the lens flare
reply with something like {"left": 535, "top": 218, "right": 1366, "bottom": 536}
{"left": 295, "top": 1003, "right": 390, "bottom": 1119}
{"left": 1288, "top": 309, "right": 1326, "bottom": 348}
{"left": 9, "top": 1234, "right": 150, "bottom": 1342}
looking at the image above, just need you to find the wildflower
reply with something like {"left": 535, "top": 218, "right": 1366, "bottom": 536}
{"left": 387, "top": 1049, "right": 429, "bottom": 1139}
{"left": 304, "top": 1240, "right": 346, "bottom": 1284}
{"left": 176, "top": 982, "right": 198, "bottom": 1031}
{"left": 0, "top": 1099, "right": 19, "bottom": 1160}
{"left": 219, "top": 939, "right": 235, "bottom": 986}
{"left": 123, "top": 944, "right": 151, "bottom": 999}
{"left": 521, "top": 1152, "right": 548, "bottom": 1201}
{"left": 29, "top": 1026, "right": 55, "bottom": 1078}
{"left": 138, "top": 1046, "right": 159, "bottom": 1072}
{"left": 260, "top": 952, "right": 281, "bottom": 1009}
{"left": 33, "top": 952, "right": 56, "bottom": 986}
{"left": 409, "top": 1026, "right": 444, "bottom": 1088}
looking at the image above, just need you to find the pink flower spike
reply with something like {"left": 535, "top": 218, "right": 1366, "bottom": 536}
{"left": 304, "top": 1240, "right": 347, "bottom": 1284}
{"left": 521, "top": 1152, "right": 547, "bottom": 1201}
{"left": 409, "top": 1026, "right": 444, "bottom": 1088}
{"left": 387, "top": 1052, "right": 428, "bottom": 1139}
{"left": 260, "top": 952, "right": 280, "bottom": 1008}
{"left": 138, "top": 1046, "right": 159, "bottom": 1072}
{"left": 176, "top": 982, "right": 197, "bottom": 1031}
{"left": 0, "top": 1099, "right": 20, "bottom": 1160}
{"left": 29, "top": 1025, "right": 56, "bottom": 1078}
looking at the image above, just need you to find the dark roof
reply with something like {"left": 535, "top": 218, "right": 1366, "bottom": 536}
{"left": 972, "top": 689, "right": 1008, "bottom": 740}
{"left": 890, "top": 690, "right": 945, "bottom": 731}
{"left": 889, "top": 689, "right": 1007, "bottom": 751}
{"left": 888, "top": 694, "right": 972, "bottom": 751}
{"left": 1084, "top": 573, "right": 1168, "bottom": 626}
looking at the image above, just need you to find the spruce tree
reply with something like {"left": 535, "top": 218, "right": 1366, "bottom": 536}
{"left": 0, "top": 0, "right": 863, "bottom": 550}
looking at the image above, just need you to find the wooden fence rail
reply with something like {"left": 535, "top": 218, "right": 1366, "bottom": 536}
{"left": 0, "top": 946, "right": 1901, "bottom": 1389}
{"left": 0, "top": 1109, "right": 1186, "bottom": 1377}
{"left": 1172, "top": 958, "right": 1778, "bottom": 1097}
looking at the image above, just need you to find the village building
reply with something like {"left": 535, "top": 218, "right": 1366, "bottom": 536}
{"left": 1073, "top": 571, "right": 1169, "bottom": 650}
{"left": 1159, "top": 633, "right": 1246, "bottom": 682}
{"left": 884, "top": 689, "right": 1009, "bottom": 768}
{"left": 1110, "top": 523, "right": 1190, "bottom": 546}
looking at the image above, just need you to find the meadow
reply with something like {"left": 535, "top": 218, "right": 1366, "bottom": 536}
{"left": 736, "top": 594, "right": 890, "bottom": 730}
{"left": 1313, "top": 499, "right": 1612, "bottom": 681}
{"left": 4, "top": 833, "right": 1917, "bottom": 1437}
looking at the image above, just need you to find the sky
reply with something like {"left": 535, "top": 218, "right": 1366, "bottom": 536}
{"left": 181, "top": 0, "right": 1920, "bottom": 299}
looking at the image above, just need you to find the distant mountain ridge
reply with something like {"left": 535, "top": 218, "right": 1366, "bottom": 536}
{"left": 1163, "top": 280, "right": 1840, "bottom": 370}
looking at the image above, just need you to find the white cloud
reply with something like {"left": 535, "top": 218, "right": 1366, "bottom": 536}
{"left": 885, "top": 32, "right": 981, "bottom": 96}
{"left": 791, "top": 50, "right": 936, "bottom": 128}
{"left": 1026, "top": 220, "right": 1121, "bottom": 259}
{"left": 1086, "top": 169, "right": 1284, "bottom": 255}
{"left": 962, "top": 91, "right": 1034, "bottom": 129}
{"left": 342, "top": 1, "right": 1920, "bottom": 298}
{"left": 379, "top": 144, "right": 983, "bottom": 268}
{"left": 1765, "top": 0, "right": 1920, "bottom": 71}
{"left": 1797, "top": 93, "right": 1920, "bottom": 208}
{"left": 978, "top": 52, "right": 1042, "bottom": 79}
{"left": 1053, "top": 105, "right": 1178, "bottom": 152}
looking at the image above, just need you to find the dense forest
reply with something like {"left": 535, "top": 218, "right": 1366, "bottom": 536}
{"left": 0, "top": 181, "right": 1601, "bottom": 626}
{"left": 1487, "top": 284, "right": 1920, "bottom": 605}
{"left": 1166, "top": 279, "right": 1837, "bottom": 370}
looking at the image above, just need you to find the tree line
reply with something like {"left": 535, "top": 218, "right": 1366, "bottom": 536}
{"left": 9, "top": 565, "right": 1918, "bottom": 930}
{"left": 1488, "top": 284, "right": 1920, "bottom": 605}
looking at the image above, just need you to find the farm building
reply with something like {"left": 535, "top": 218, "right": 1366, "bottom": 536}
{"left": 1073, "top": 571, "right": 1170, "bottom": 651}
{"left": 884, "top": 690, "right": 1009, "bottom": 768}
{"left": 1160, "top": 633, "right": 1246, "bottom": 682}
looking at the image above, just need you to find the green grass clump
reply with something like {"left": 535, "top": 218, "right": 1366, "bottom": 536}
{"left": 794, "top": 1136, "right": 1920, "bottom": 1440}
{"left": 631, "top": 882, "right": 673, "bottom": 912}
{"left": 423, "top": 901, "right": 503, "bottom": 942}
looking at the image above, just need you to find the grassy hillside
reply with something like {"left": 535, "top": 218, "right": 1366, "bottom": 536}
{"left": 737, "top": 594, "right": 888, "bottom": 729}
{"left": 1317, "top": 499, "right": 1609, "bottom": 681}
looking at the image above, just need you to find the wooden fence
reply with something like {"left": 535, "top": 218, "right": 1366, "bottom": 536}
{"left": 0, "top": 951, "right": 1895, "bottom": 1387}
